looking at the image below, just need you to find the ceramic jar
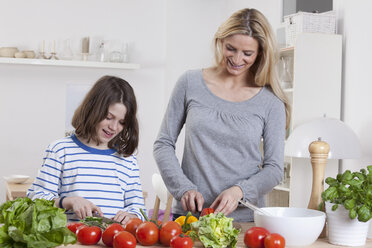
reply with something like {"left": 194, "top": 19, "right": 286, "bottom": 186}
{"left": 0, "top": 47, "right": 19, "bottom": 57}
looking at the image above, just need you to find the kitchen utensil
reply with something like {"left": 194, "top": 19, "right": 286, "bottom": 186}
{"left": 238, "top": 200, "right": 274, "bottom": 216}
{"left": 92, "top": 213, "right": 120, "bottom": 224}
{"left": 0, "top": 47, "right": 19, "bottom": 57}
{"left": 254, "top": 207, "right": 326, "bottom": 246}
{"left": 23, "top": 50, "right": 36, "bottom": 58}
{"left": 14, "top": 52, "right": 26, "bottom": 58}
{"left": 3, "top": 175, "right": 30, "bottom": 184}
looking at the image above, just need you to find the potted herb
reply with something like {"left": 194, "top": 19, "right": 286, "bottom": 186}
{"left": 321, "top": 165, "right": 372, "bottom": 246}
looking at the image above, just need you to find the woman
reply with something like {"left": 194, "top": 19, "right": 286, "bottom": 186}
{"left": 153, "top": 8, "right": 290, "bottom": 222}
{"left": 28, "top": 76, "right": 146, "bottom": 224}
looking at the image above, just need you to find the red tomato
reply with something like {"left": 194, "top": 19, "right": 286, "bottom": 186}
{"left": 170, "top": 235, "right": 194, "bottom": 248}
{"left": 200, "top": 208, "right": 215, "bottom": 217}
{"left": 264, "top": 233, "right": 285, "bottom": 248}
{"left": 102, "top": 223, "right": 125, "bottom": 247}
{"left": 76, "top": 225, "right": 102, "bottom": 245}
{"left": 124, "top": 218, "right": 143, "bottom": 236}
{"left": 244, "top": 227, "right": 270, "bottom": 248}
{"left": 160, "top": 221, "right": 182, "bottom": 246}
{"left": 135, "top": 221, "right": 159, "bottom": 246}
{"left": 113, "top": 231, "right": 137, "bottom": 248}
{"left": 67, "top": 222, "right": 84, "bottom": 234}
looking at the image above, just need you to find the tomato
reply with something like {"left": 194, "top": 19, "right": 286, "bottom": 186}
{"left": 135, "top": 221, "right": 159, "bottom": 246}
{"left": 244, "top": 227, "right": 270, "bottom": 248}
{"left": 102, "top": 223, "right": 125, "bottom": 247}
{"left": 124, "top": 218, "right": 143, "bottom": 236}
{"left": 113, "top": 231, "right": 137, "bottom": 248}
{"left": 264, "top": 233, "right": 285, "bottom": 248}
{"left": 170, "top": 235, "right": 193, "bottom": 248}
{"left": 200, "top": 208, "right": 215, "bottom": 217}
{"left": 76, "top": 225, "right": 102, "bottom": 245}
{"left": 67, "top": 222, "right": 84, "bottom": 234}
{"left": 160, "top": 221, "right": 182, "bottom": 246}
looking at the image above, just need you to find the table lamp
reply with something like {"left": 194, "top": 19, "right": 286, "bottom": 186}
{"left": 285, "top": 116, "right": 361, "bottom": 211}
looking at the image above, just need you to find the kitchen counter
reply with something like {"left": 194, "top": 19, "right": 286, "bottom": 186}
{"left": 62, "top": 222, "right": 372, "bottom": 247}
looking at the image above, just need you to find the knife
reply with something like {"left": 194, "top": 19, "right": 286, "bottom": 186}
{"left": 92, "top": 213, "right": 121, "bottom": 224}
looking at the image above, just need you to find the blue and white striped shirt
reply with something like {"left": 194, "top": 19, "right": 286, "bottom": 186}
{"left": 28, "top": 135, "right": 146, "bottom": 221}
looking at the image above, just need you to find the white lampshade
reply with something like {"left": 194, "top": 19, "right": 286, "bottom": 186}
{"left": 285, "top": 117, "right": 361, "bottom": 159}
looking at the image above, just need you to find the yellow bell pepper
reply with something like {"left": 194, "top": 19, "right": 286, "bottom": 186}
{"left": 174, "top": 212, "right": 198, "bottom": 234}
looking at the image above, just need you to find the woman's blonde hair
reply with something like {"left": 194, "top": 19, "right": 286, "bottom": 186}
{"left": 214, "top": 8, "right": 291, "bottom": 128}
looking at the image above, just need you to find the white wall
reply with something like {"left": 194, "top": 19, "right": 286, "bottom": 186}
{"left": 333, "top": 0, "right": 372, "bottom": 171}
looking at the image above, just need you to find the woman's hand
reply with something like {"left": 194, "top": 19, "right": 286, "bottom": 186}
{"left": 210, "top": 186, "right": 243, "bottom": 216}
{"left": 181, "top": 190, "right": 204, "bottom": 213}
{"left": 113, "top": 211, "right": 137, "bottom": 225}
{"left": 63, "top": 196, "right": 103, "bottom": 219}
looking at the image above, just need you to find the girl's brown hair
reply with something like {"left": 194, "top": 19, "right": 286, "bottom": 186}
{"left": 72, "top": 75, "right": 139, "bottom": 157}
{"left": 213, "top": 8, "right": 291, "bottom": 128}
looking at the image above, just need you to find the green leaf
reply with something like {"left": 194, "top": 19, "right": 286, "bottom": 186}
{"left": 0, "top": 198, "right": 76, "bottom": 247}
{"left": 349, "top": 208, "right": 357, "bottom": 219}
{"left": 344, "top": 199, "right": 356, "bottom": 210}
{"left": 191, "top": 213, "right": 240, "bottom": 248}
{"left": 341, "top": 170, "right": 353, "bottom": 182}
{"left": 357, "top": 205, "right": 371, "bottom": 222}
{"left": 332, "top": 204, "right": 339, "bottom": 211}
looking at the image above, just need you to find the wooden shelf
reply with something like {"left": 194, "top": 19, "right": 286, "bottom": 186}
{"left": 0, "top": 57, "right": 140, "bottom": 70}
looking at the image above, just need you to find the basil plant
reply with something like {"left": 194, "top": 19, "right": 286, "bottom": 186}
{"left": 321, "top": 165, "right": 372, "bottom": 222}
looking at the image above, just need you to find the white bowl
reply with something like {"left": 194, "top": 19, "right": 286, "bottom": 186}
{"left": 3, "top": 175, "right": 30, "bottom": 184}
{"left": 254, "top": 207, "right": 326, "bottom": 247}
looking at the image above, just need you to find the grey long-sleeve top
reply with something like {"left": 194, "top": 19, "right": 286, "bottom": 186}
{"left": 153, "top": 69, "right": 285, "bottom": 221}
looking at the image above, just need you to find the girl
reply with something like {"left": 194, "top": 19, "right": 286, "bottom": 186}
{"left": 28, "top": 75, "right": 146, "bottom": 224}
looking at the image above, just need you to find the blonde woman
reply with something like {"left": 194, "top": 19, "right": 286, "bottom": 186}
{"left": 154, "top": 8, "right": 290, "bottom": 221}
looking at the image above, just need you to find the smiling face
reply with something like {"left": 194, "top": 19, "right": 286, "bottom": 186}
{"left": 221, "top": 34, "right": 259, "bottom": 77}
{"left": 96, "top": 102, "right": 127, "bottom": 148}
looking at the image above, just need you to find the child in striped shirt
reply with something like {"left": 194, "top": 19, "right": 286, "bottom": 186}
{"left": 28, "top": 75, "right": 146, "bottom": 224}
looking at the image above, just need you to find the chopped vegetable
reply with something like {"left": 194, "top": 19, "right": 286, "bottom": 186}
{"left": 190, "top": 212, "right": 240, "bottom": 248}
{"left": 174, "top": 212, "right": 198, "bottom": 234}
{"left": 0, "top": 197, "right": 76, "bottom": 248}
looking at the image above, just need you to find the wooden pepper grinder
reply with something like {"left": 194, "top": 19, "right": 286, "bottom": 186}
{"left": 308, "top": 137, "right": 330, "bottom": 238}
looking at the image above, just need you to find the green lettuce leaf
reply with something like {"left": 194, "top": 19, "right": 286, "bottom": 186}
{"left": 191, "top": 212, "right": 240, "bottom": 248}
{"left": 0, "top": 198, "right": 76, "bottom": 248}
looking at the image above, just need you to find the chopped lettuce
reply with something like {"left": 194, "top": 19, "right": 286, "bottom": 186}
{"left": 191, "top": 212, "right": 240, "bottom": 248}
{"left": 0, "top": 197, "right": 76, "bottom": 248}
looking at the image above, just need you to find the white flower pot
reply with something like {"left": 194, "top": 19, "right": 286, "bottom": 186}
{"left": 326, "top": 202, "right": 371, "bottom": 246}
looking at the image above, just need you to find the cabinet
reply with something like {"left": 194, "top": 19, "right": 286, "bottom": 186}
{"left": 266, "top": 33, "right": 342, "bottom": 207}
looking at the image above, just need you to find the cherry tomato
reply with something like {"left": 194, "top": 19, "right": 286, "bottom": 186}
{"left": 264, "top": 233, "right": 285, "bottom": 248}
{"left": 170, "top": 235, "right": 194, "bottom": 248}
{"left": 67, "top": 222, "right": 84, "bottom": 234}
{"left": 244, "top": 227, "right": 270, "bottom": 248}
{"left": 200, "top": 208, "right": 215, "bottom": 217}
{"left": 113, "top": 231, "right": 137, "bottom": 248}
{"left": 76, "top": 225, "right": 102, "bottom": 245}
{"left": 124, "top": 217, "right": 143, "bottom": 236}
{"left": 102, "top": 223, "right": 125, "bottom": 247}
{"left": 160, "top": 221, "right": 182, "bottom": 246}
{"left": 135, "top": 221, "right": 159, "bottom": 246}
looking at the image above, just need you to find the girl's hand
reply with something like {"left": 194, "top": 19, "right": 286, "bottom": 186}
{"left": 181, "top": 190, "right": 204, "bottom": 213}
{"left": 113, "top": 211, "right": 137, "bottom": 225}
{"left": 63, "top": 196, "right": 103, "bottom": 219}
{"left": 210, "top": 186, "right": 243, "bottom": 216}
